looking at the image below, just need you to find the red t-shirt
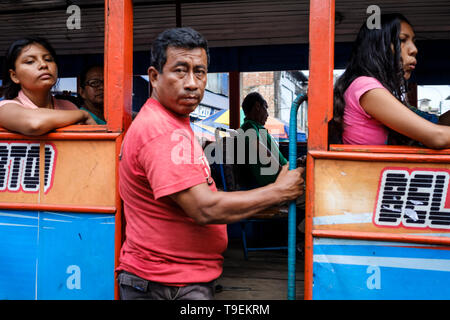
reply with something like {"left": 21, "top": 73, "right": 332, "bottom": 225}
{"left": 117, "top": 98, "right": 227, "bottom": 286}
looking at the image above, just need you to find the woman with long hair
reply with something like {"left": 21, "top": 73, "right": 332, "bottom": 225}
{"left": 330, "top": 13, "right": 450, "bottom": 148}
{"left": 0, "top": 37, "right": 96, "bottom": 135}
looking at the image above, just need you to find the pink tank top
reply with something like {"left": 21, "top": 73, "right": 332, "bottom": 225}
{"left": 0, "top": 90, "right": 78, "bottom": 110}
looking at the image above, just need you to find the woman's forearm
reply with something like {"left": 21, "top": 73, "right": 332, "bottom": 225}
{"left": 0, "top": 104, "right": 89, "bottom": 135}
{"left": 31, "top": 109, "right": 89, "bottom": 135}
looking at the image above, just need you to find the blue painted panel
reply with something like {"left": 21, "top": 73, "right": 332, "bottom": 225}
{"left": 36, "top": 212, "right": 115, "bottom": 300}
{"left": 0, "top": 210, "right": 38, "bottom": 300}
{"left": 313, "top": 238, "right": 450, "bottom": 300}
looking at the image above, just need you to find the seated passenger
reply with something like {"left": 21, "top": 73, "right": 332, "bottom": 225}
{"left": 78, "top": 65, "right": 105, "bottom": 124}
{"left": 239, "top": 92, "right": 287, "bottom": 188}
{"left": 238, "top": 92, "right": 306, "bottom": 255}
{"left": 330, "top": 13, "right": 450, "bottom": 148}
{"left": 0, "top": 37, "right": 95, "bottom": 135}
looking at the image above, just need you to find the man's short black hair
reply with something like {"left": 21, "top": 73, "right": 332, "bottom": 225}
{"left": 150, "top": 27, "right": 209, "bottom": 73}
{"left": 242, "top": 92, "right": 266, "bottom": 116}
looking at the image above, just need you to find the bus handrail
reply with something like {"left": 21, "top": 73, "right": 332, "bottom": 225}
{"left": 287, "top": 93, "right": 307, "bottom": 300}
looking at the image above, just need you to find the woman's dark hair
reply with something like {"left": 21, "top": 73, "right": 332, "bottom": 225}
{"left": 329, "top": 13, "right": 413, "bottom": 144}
{"left": 150, "top": 27, "right": 210, "bottom": 73}
{"left": 0, "top": 37, "right": 58, "bottom": 99}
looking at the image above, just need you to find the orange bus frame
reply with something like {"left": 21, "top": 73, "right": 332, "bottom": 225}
{"left": 306, "top": 0, "right": 450, "bottom": 300}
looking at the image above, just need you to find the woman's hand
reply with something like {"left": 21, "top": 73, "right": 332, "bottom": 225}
{"left": 78, "top": 110, "right": 97, "bottom": 125}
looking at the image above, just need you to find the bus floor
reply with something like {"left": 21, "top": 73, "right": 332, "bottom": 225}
{"left": 215, "top": 238, "right": 305, "bottom": 300}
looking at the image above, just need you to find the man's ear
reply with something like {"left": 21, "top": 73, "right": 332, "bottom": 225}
{"left": 148, "top": 66, "right": 159, "bottom": 88}
{"left": 9, "top": 69, "right": 19, "bottom": 84}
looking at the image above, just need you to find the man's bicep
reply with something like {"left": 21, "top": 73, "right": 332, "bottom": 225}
{"left": 169, "top": 183, "right": 216, "bottom": 224}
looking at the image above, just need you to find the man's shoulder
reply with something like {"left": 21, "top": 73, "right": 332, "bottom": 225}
{"left": 133, "top": 100, "right": 165, "bottom": 127}
{"left": 240, "top": 120, "right": 256, "bottom": 132}
{"left": 136, "top": 98, "right": 178, "bottom": 123}
{"left": 126, "top": 99, "right": 185, "bottom": 145}
{"left": 240, "top": 120, "right": 266, "bottom": 138}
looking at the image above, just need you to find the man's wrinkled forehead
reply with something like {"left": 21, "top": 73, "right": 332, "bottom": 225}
{"left": 164, "top": 46, "right": 208, "bottom": 66}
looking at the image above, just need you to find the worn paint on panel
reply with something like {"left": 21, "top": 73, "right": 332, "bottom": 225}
{"left": 313, "top": 159, "right": 450, "bottom": 236}
{"left": 0, "top": 140, "right": 116, "bottom": 207}
{"left": 313, "top": 238, "right": 450, "bottom": 299}
{"left": 0, "top": 210, "right": 115, "bottom": 300}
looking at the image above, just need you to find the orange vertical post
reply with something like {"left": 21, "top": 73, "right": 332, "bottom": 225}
{"left": 229, "top": 71, "right": 241, "bottom": 129}
{"left": 305, "top": 0, "right": 335, "bottom": 300}
{"left": 308, "top": 0, "right": 335, "bottom": 151}
{"left": 105, "top": 0, "right": 133, "bottom": 133}
{"left": 104, "top": 0, "right": 133, "bottom": 300}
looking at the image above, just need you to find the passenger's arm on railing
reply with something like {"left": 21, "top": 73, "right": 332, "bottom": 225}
{"left": 0, "top": 103, "right": 94, "bottom": 136}
{"left": 361, "top": 88, "right": 450, "bottom": 149}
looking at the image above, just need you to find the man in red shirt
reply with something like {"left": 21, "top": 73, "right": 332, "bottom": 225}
{"left": 117, "top": 27, "right": 305, "bottom": 300}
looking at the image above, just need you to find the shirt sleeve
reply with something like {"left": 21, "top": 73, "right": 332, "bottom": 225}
{"left": 0, "top": 99, "right": 23, "bottom": 108}
{"left": 348, "top": 76, "right": 386, "bottom": 113}
{"left": 137, "top": 129, "right": 209, "bottom": 200}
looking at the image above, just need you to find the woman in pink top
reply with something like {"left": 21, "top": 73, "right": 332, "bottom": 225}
{"left": 330, "top": 13, "right": 450, "bottom": 148}
{"left": 0, "top": 37, "right": 96, "bottom": 135}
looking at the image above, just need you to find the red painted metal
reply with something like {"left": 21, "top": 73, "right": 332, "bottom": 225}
{"left": 0, "top": 203, "right": 116, "bottom": 213}
{"left": 104, "top": 0, "right": 134, "bottom": 300}
{"left": 306, "top": 0, "right": 450, "bottom": 296}
{"left": 0, "top": 131, "right": 120, "bottom": 141}
{"left": 305, "top": 0, "right": 335, "bottom": 301}
{"left": 313, "top": 229, "right": 450, "bottom": 247}
{"left": 304, "top": 153, "right": 315, "bottom": 300}
{"left": 105, "top": 0, "right": 133, "bottom": 133}
{"left": 0, "top": 126, "right": 108, "bottom": 134}
{"left": 114, "top": 134, "right": 124, "bottom": 300}
{"left": 330, "top": 144, "right": 450, "bottom": 155}
{"left": 308, "top": 0, "right": 335, "bottom": 152}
